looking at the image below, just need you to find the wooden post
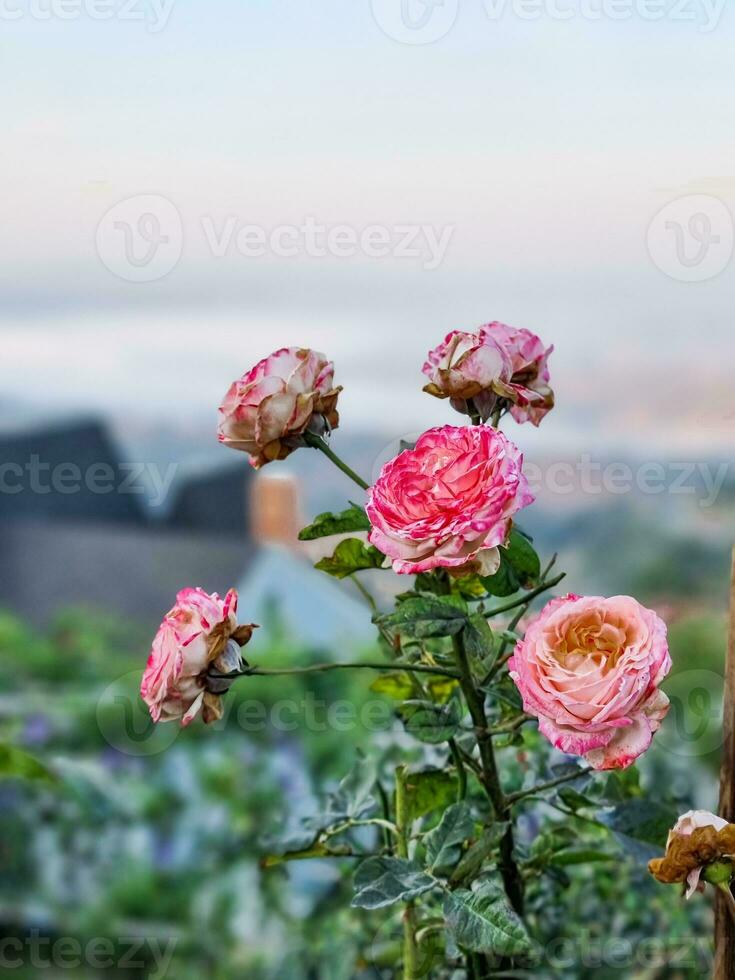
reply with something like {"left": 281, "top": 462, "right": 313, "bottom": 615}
{"left": 714, "top": 547, "right": 735, "bottom": 979}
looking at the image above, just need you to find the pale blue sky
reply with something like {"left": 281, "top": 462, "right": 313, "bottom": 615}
{"left": 1, "top": 1, "right": 733, "bottom": 450}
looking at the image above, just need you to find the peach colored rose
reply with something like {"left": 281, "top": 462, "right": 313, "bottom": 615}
{"left": 366, "top": 425, "right": 534, "bottom": 575}
{"left": 480, "top": 322, "right": 554, "bottom": 426}
{"left": 141, "top": 587, "right": 256, "bottom": 726}
{"left": 218, "top": 347, "right": 341, "bottom": 468}
{"left": 422, "top": 329, "right": 512, "bottom": 422}
{"left": 509, "top": 594, "right": 670, "bottom": 770}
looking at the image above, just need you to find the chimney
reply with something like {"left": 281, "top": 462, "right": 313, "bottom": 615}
{"left": 250, "top": 471, "right": 303, "bottom": 547}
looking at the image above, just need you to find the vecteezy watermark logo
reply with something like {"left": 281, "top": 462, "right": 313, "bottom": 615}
{"left": 647, "top": 194, "right": 734, "bottom": 282}
{"left": 97, "top": 677, "right": 395, "bottom": 757}
{"left": 201, "top": 216, "right": 454, "bottom": 270}
{"left": 0, "top": 932, "right": 178, "bottom": 976}
{"left": 540, "top": 934, "right": 713, "bottom": 973}
{"left": 370, "top": 0, "right": 459, "bottom": 44}
{"left": 0, "top": 456, "right": 178, "bottom": 508}
{"left": 481, "top": 0, "right": 727, "bottom": 32}
{"left": 96, "top": 194, "right": 183, "bottom": 283}
{"left": 656, "top": 669, "right": 724, "bottom": 759}
{"left": 97, "top": 670, "right": 180, "bottom": 757}
{"left": 0, "top": 0, "right": 177, "bottom": 32}
{"left": 371, "top": 438, "right": 731, "bottom": 508}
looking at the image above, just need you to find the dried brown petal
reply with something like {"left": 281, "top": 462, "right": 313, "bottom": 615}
{"left": 202, "top": 692, "right": 224, "bottom": 725}
{"left": 648, "top": 825, "right": 735, "bottom": 884}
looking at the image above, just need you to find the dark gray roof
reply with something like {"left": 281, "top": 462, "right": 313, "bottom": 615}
{"left": 0, "top": 417, "right": 145, "bottom": 525}
{"left": 0, "top": 520, "right": 250, "bottom": 630}
{"left": 164, "top": 462, "right": 251, "bottom": 538}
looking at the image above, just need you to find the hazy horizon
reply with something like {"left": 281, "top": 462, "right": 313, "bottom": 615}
{"left": 2, "top": 1, "right": 733, "bottom": 455}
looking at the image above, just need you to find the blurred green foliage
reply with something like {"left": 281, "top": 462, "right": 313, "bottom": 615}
{"left": 0, "top": 599, "right": 726, "bottom": 977}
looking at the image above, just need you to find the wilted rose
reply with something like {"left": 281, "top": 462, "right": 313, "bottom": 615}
{"left": 366, "top": 424, "right": 534, "bottom": 575}
{"left": 509, "top": 594, "right": 670, "bottom": 770}
{"left": 480, "top": 322, "right": 554, "bottom": 426}
{"left": 141, "top": 587, "right": 257, "bottom": 726}
{"left": 422, "top": 329, "right": 512, "bottom": 422}
{"left": 218, "top": 347, "right": 341, "bottom": 468}
{"left": 649, "top": 810, "right": 735, "bottom": 897}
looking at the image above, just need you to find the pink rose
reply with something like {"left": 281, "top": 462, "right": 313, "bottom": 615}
{"left": 366, "top": 425, "right": 534, "bottom": 575}
{"left": 141, "top": 587, "right": 257, "bottom": 726}
{"left": 480, "top": 322, "right": 554, "bottom": 426}
{"left": 218, "top": 347, "right": 341, "bottom": 468}
{"left": 422, "top": 329, "right": 512, "bottom": 422}
{"left": 509, "top": 594, "right": 670, "bottom": 770}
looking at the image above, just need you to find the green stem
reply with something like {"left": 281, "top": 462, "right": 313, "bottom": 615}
{"left": 483, "top": 572, "right": 566, "bottom": 618}
{"left": 466, "top": 398, "right": 482, "bottom": 426}
{"left": 540, "top": 798, "right": 610, "bottom": 831}
{"left": 505, "top": 767, "right": 592, "bottom": 806}
{"left": 449, "top": 738, "right": 468, "bottom": 801}
{"left": 541, "top": 553, "right": 558, "bottom": 580}
{"left": 351, "top": 575, "right": 378, "bottom": 613}
{"left": 450, "top": 632, "right": 525, "bottom": 916}
{"left": 262, "top": 845, "right": 366, "bottom": 866}
{"left": 303, "top": 431, "right": 370, "bottom": 490}
{"left": 717, "top": 884, "right": 735, "bottom": 927}
{"left": 451, "top": 635, "right": 504, "bottom": 814}
{"left": 376, "top": 779, "right": 393, "bottom": 851}
{"left": 487, "top": 714, "right": 531, "bottom": 735}
{"left": 396, "top": 765, "right": 420, "bottom": 980}
{"left": 482, "top": 560, "right": 559, "bottom": 687}
{"left": 490, "top": 405, "right": 502, "bottom": 427}
{"left": 324, "top": 817, "right": 399, "bottom": 839}
{"left": 212, "top": 660, "right": 461, "bottom": 681}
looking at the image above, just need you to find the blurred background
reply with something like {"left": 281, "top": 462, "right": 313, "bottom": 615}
{"left": 1, "top": 1, "right": 733, "bottom": 976}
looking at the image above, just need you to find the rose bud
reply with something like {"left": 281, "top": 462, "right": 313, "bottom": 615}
{"left": 509, "top": 594, "right": 670, "bottom": 770}
{"left": 422, "top": 329, "right": 512, "bottom": 421}
{"left": 480, "top": 322, "right": 554, "bottom": 426}
{"left": 649, "top": 811, "right": 735, "bottom": 898}
{"left": 366, "top": 424, "right": 534, "bottom": 575}
{"left": 218, "top": 347, "right": 341, "bottom": 468}
{"left": 141, "top": 588, "right": 257, "bottom": 726}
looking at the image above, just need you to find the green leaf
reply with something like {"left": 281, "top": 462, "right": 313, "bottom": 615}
{"left": 351, "top": 857, "right": 435, "bottom": 910}
{"left": 599, "top": 799, "right": 676, "bottom": 854}
{"left": 444, "top": 882, "right": 533, "bottom": 957}
{"left": 529, "top": 826, "right": 578, "bottom": 863}
{"left": 369, "top": 672, "right": 414, "bottom": 700}
{"left": 426, "top": 676, "right": 460, "bottom": 704}
{"left": 299, "top": 505, "right": 371, "bottom": 540}
{"left": 425, "top": 802, "right": 474, "bottom": 874}
{"left": 404, "top": 769, "right": 459, "bottom": 821}
{"left": 327, "top": 756, "right": 377, "bottom": 820}
{"left": 599, "top": 768, "right": 642, "bottom": 803}
{"left": 261, "top": 842, "right": 350, "bottom": 867}
{"left": 481, "top": 529, "right": 541, "bottom": 597}
{"left": 0, "top": 743, "right": 55, "bottom": 783}
{"left": 556, "top": 787, "right": 596, "bottom": 812}
{"left": 378, "top": 595, "right": 468, "bottom": 638}
{"left": 370, "top": 667, "right": 458, "bottom": 703}
{"left": 315, "top": 539, "right": 385, "bottom": 579}
{"left": 450, "top": 574, "right": 488, "bottom": 599}
{"left": 463, "top": 614, "right": 496, "bottom": 675}
{"left": 262, "top": 758, "right": 376, "bottom": 857}
{"left": 549, "top": 848, "right": 615, "bottom": 867}
{"left": 449, "top": 823, "right": 510, "bottom": 885}
{"left": 260, "top": 818, "right": 323, "bottom": 857}
{"left": 400, "top": 697, "right": 462, "bottom": 744}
